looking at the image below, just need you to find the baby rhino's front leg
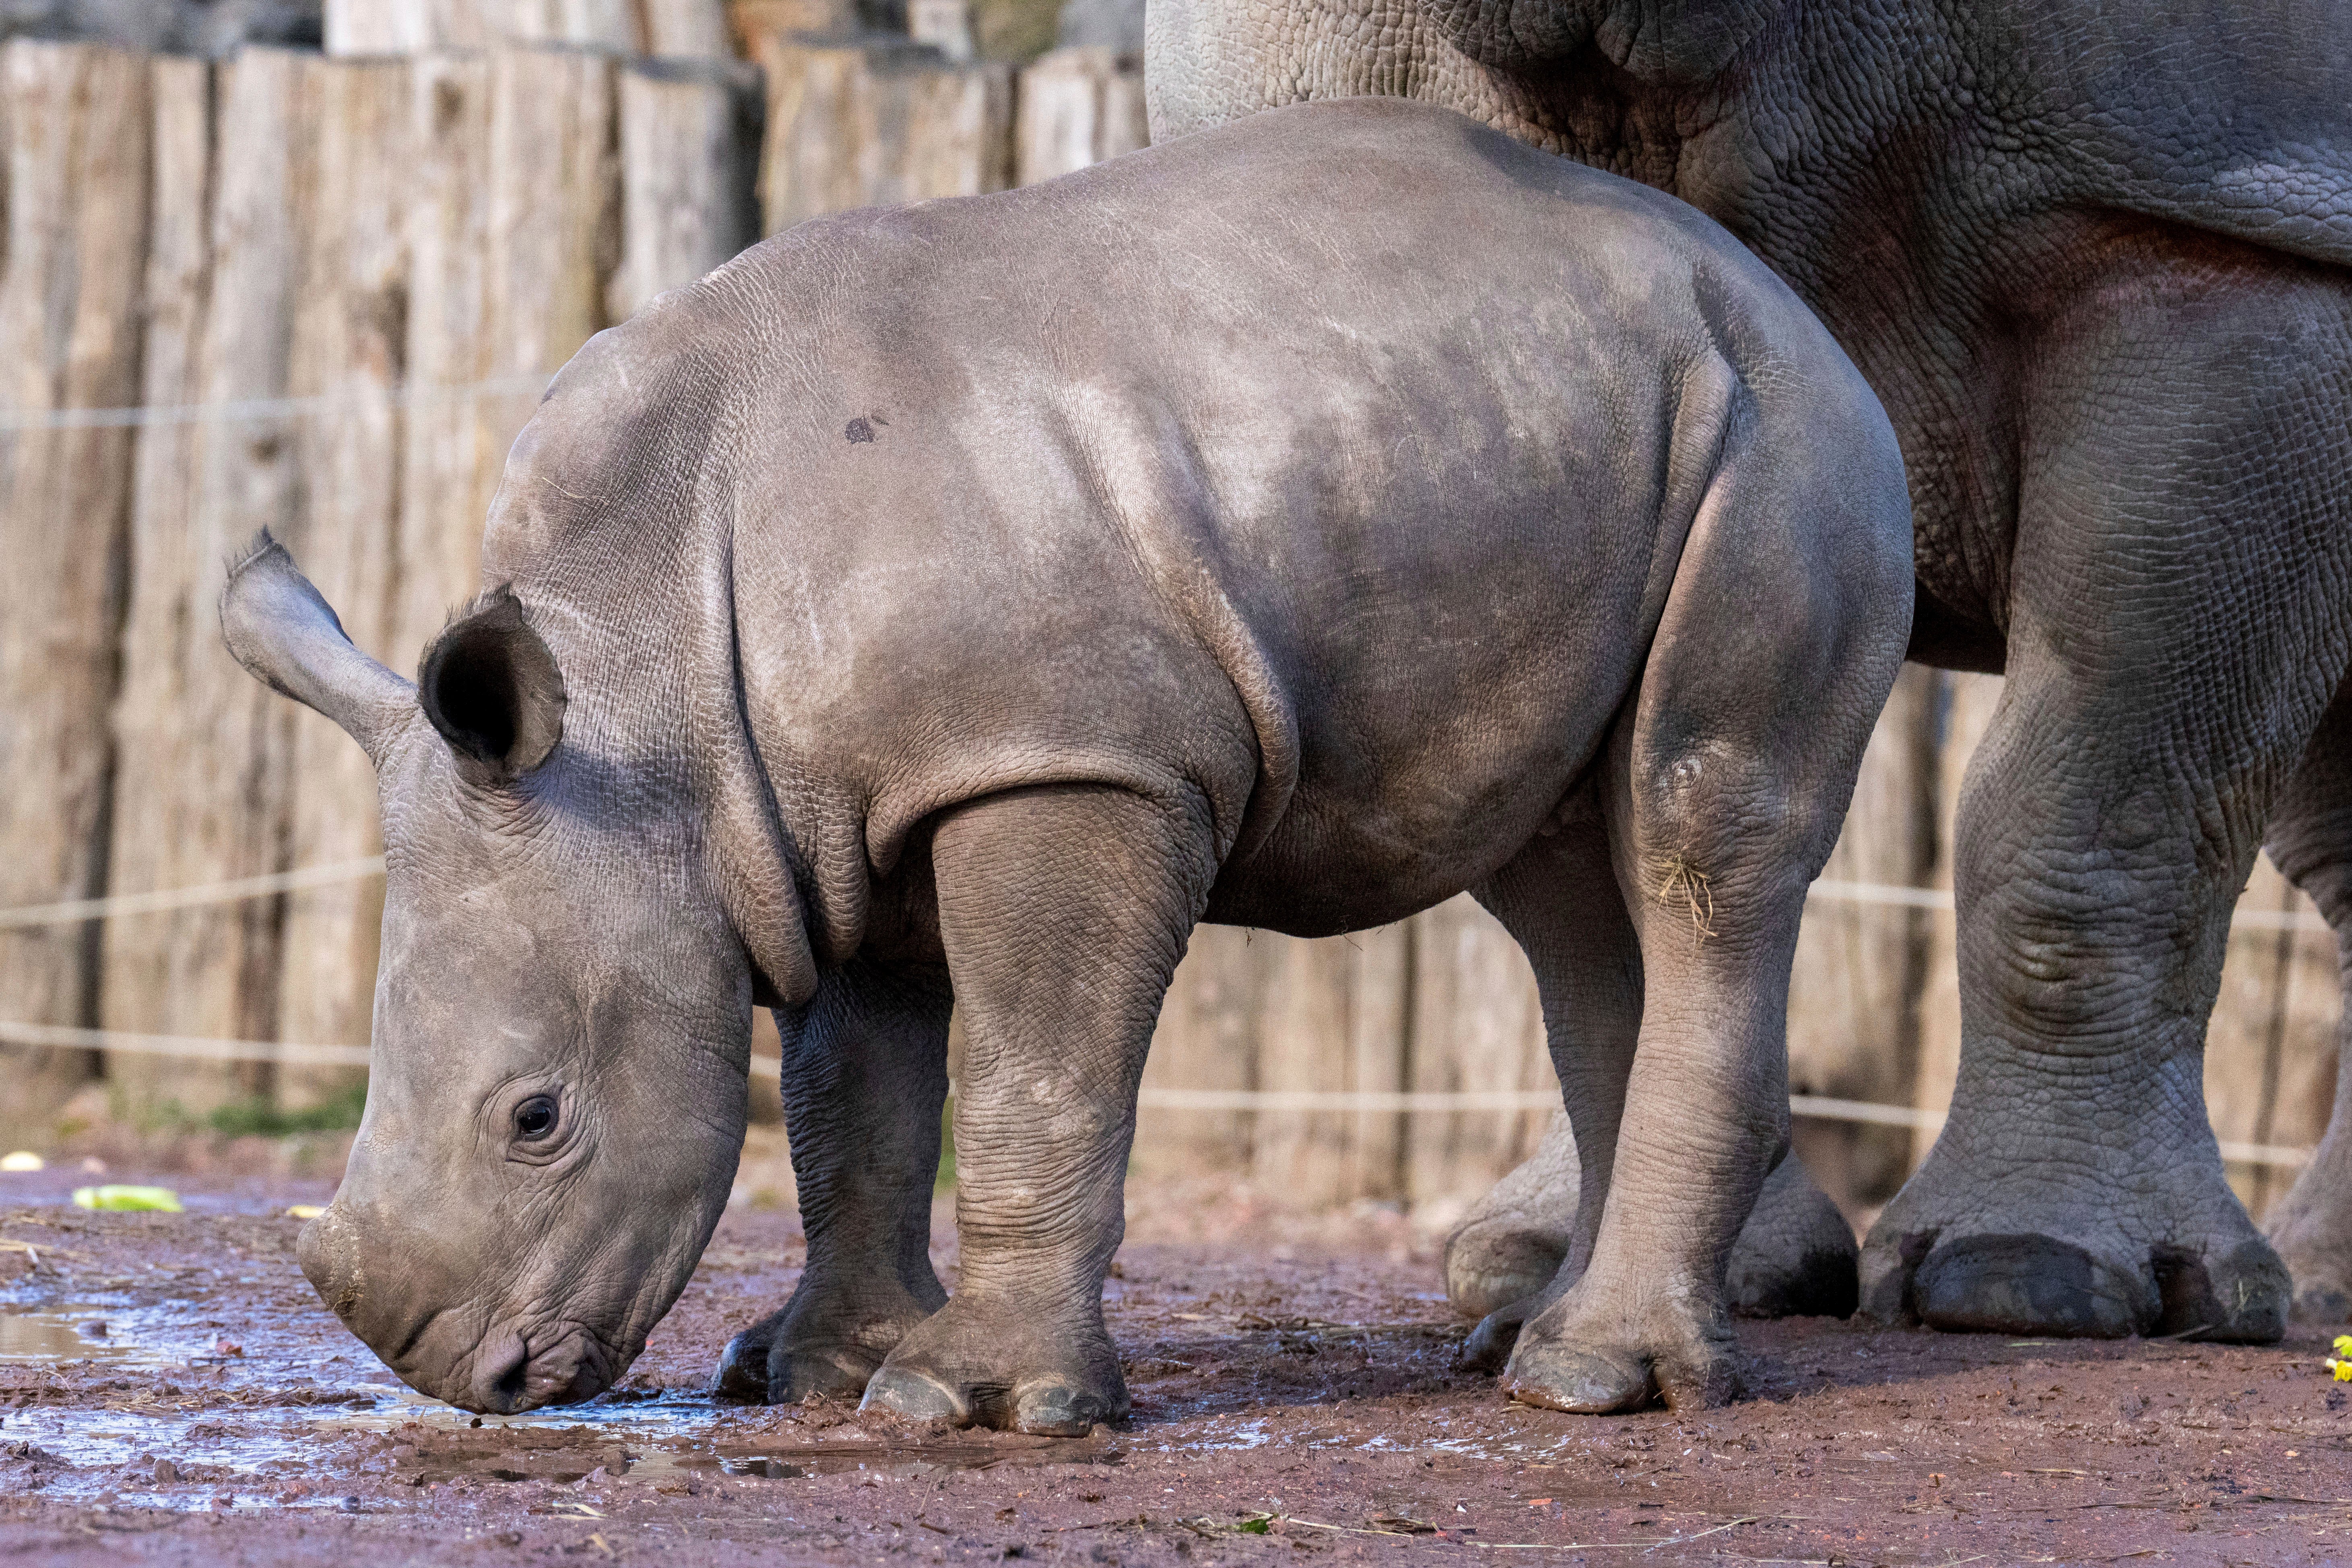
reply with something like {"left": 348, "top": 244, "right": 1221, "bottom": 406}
{"left": 714, "top": 961, "right": 952, "bottom": 1402}
{"left": 860, "top": 784, "right": 1216, "bottom": 1436}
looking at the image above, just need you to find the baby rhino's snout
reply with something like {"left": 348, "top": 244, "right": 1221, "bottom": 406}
{"left": 295, "top": 1204, "right": 368, "bottom": 1329}
{"left": 297, "top": 1201, "right": 611, "bottom": 1413}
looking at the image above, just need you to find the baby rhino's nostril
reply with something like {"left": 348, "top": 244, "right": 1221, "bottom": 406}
{"left": 474, "top": 1332, "right": 534, "bottom": 1413}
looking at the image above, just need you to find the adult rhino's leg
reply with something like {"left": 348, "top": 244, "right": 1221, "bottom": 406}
{"left": 1501, "top": 409, "right": 1910, "bottom": 1412}
{"left": 1725, "top": 1153, "right": 1862, "bottom": 1320}
{"left": 862, "top": 783, "right": 1215, "bottom": 1436}
{"left": 1446, "top": 1110, "right": 1578, "bottom": 1321}
{"left": 1450, "top": 1114, "right": 1858, "bottom": 1331}
{"left": 713, "top": 959, "right": 952, "bottom": 1402}
{"left": 1859, "top": 267, "right": 2352, "bottom": 1341}
{"left": 1454, "top": 816, "right": 1644, "bottom": 1370}
{"left": 2258, "top": 668, "right": 2352, "bottom": 1323}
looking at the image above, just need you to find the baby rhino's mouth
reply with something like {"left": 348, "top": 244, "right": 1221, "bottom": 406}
{"left": 462, "top": 1323, "right": 614, "bottom": 1414}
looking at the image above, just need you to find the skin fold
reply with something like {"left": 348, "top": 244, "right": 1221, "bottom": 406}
{"left": 221, "top": 100, "right": 1911, "bottom": 1423}
{"left": 1144, "top": 0, "right": 2352, "bottom": 1336}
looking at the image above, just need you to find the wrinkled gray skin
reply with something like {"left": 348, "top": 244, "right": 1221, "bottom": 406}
{"left": 1147, "top": 0, "right": 2352, "bottom": 1339}
{"left": 223, "top": 101, "right": 1912, "bottom": 1423}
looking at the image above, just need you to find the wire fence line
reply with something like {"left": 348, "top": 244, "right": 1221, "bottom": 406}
{"left": 0, "top": 858, "right": 390, "bottom": 931}
{"left": 0, "top": 857, "right": 2333, "bottom": 933}
{"left": 0, "top": 1017, "right": 2316, "bottom": 1168}
{"left": 0, "top": 374, "right": 554, "bottom": 433}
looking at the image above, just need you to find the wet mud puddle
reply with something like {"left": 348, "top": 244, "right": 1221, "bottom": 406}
{"left": 308, "top": 1389, "right": 1128, "bottom": 1488}
{"left": 6, "top": 1367, "right": 1122, "bottom": 1511}
{"left": 0, "top": 1306, "right": 173, "bottom": 1368}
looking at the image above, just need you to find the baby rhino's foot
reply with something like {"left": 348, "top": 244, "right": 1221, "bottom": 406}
{"left": 860, "top": 1297, "right": 1125, "bottom": 1436}
{"left": 1500, "top": 1286, "right": 1741, "bottom": 1414}
{"left": 713, "top": 1289, "right": 939, "bottom": 1404}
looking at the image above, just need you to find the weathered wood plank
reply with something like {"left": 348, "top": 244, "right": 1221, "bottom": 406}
{"left": 393, "top": 51, "right": 495, "bottom": 661}
{"left": 2205, "top": 859, "right": 2341, "bottom": 1221}
{"left": 910, "top": 0, "right": 978, "bottom": 62}
{"left": 1785, "top": 664, "right": 1937, "bottom": 1214}
{"left": 2268, "top": 900, "right": 2343, "bottom": 1181}
{"left": 397, "top": 45, "right": 619, "bottom": 663}
{"left": 1910, "top": 671, "right": 2003, "bottom": 1167}
{"left": 502, "top": 0, "right": 640, "bottom": 50}
{"left": 327, "top": 0, "right": 475, "bottom": 53}
{"left": 273, "top": 54, "right": 411, "bottom": 1110}
{"left": 1248, "top": 923, "right": 1411, "bottom": 1207}
{"left": 1136, "top": 924, "right": 1265, "bottom": 1177}
{"left": 487, "top": 45, "right": 620, "bottom": 401}
{"left": 727, "top": 0, "right": 860, "bottom": 60}
{"left": 1013, "top": 45, "right": 1143, "bottom": 186}
{"left": 642, "top": 0, "right": 733, "bottom": 56}
{"left": 1405, "top": 895, "right": 1549, "bottom": 1215}
{"left": 0, "top": 41, "right": 152, "bottom": 1141}
{"left": 611, "top": 56, "right": 762, "bottom": 321}
{"left": 755, "top": 34, "right": 1012, "bottom": 233}
{"left": 104, "top": 49, "right": 315, "bottom": 1121}
{"left": 328, "top": 0, "right": 657, "bottom": 52}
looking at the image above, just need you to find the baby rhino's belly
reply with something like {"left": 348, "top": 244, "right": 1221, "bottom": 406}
{"left": 1200, "top": 664, "right": 1624, "bottom": 937}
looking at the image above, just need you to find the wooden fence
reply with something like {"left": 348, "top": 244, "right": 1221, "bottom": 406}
{"left": 0, "top": 21, "right": 2335, "bottom": 1221}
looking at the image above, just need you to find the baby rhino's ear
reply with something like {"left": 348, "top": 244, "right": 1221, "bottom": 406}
{"left": 220, "top": 530, "right": 415, "bottom": 765}
{"left": 418, "top": 587, "right": 567, "bottom": 786}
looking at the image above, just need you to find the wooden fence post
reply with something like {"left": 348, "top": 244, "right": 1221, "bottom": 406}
{"left": 1013, "top": 45, "right": 1143, "bottom": 186}
{"left": 0, "top": 41, "right": 152, "bottom": 1143}
{"left": 642, "top": 0, "right": 734, "bottom": 56}
{"left": 393, "top": 52, "right": 497, "bottom": 665}
{"left": 755, "top": 34, "right": 1012, "bottom": 233}
{"left": 1910, "top": 671, "right": 2003, "bottom": 1166}
{"left": 1404, "top": 896, "right": 1550, "bottom": 1216}
{"left": 104, "top": 48, "right": 316, "bottom": 1123}
{"left": 272, "top": 54, "right": 413, "bottom": 1110}
{"left": 1137, "top": 925, "right": 1266, "bottom": 1178}
{"left": 332, "top": 1, "right": 727, "bottom": 54}
{"left": 1784, "top": 664, "right": 1937, "bottom": 1214}
{"left": 611, "top": 56, "right": 763, "bottom": 321}
{"left": 1248, "top": 923, "right": 1410, "bottom": 1207}
{"left": 398, "top": 45, "right": 620, "bottom": 663}
{"left": 2203, "top": 857, "right": 2341, "bottom": 1221}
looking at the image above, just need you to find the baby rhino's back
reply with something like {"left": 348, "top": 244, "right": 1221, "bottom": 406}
{"left": 701, "top": 99, "right": 1884, "bottom": 934}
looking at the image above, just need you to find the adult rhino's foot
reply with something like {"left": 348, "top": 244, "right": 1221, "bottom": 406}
{"left": 1457, "top": 1151, "right": 1854, "bottom": 1374}
{"left": 1444, "top": 1111, "right": 1578, "bottom": 1320}
{"left": 1726, "top": 1153, "right": 1859, "bottom": 1319}
{"left": 1861, "top": 1135, "right": 2289, "bottom": 1341}
{"left": 860, "top": 1296, "right": 1125, "bottom": 1436}
{"left": 2262, "top": 1122, "right": 2352, "bottom": 1325}
{"left": 713, "top": 1287, "right": 941, "bottom": 1404}
{"left": 1499, "top": 1286, "right": 1740, "bottom": 1414}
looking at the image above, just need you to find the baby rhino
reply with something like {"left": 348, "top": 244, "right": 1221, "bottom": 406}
{"left": 225, "top": 97, "right": 1912, "bottom": 1428}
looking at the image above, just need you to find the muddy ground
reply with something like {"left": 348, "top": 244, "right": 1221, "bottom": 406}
{"left": 4, "top": 1169, "right": 2351, "bottom": 1566}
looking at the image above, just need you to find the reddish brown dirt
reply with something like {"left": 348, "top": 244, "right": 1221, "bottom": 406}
{"left": 3, "top": 1169, "right": 2350, "bottom": 1565}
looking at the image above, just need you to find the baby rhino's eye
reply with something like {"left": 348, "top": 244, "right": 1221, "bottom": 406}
{"left": 514, "top": 1096, "right": 559, "bottom": 1141}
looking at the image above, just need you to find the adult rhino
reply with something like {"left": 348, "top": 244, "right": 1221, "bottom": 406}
{"left": 225, "top": 100, "right": 1912, "bottom": 1422}
{"left": 1148, "top": 0, "right": 2352, "bottom": 1339}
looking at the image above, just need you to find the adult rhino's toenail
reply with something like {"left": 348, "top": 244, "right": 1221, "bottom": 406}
{"left": 1914, "top": 1234, "right": 2147, "bottom": 1338}
{"left": 1014, "top": 1383, "right": 1110, "bottom": 1436}
{"left": 861, "top": 1367, "right": 968, "bottom": 1425}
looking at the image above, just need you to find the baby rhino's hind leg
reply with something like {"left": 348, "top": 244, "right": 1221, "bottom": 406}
{"left": 1500, "top": 375, "right": 1912, "bottom": 1412}
{"left": 1454, "top": 814, "right": 1643, "bottom": 1370}
{"left": 713, "top": 961, "right": 952, "bottom": 1403}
